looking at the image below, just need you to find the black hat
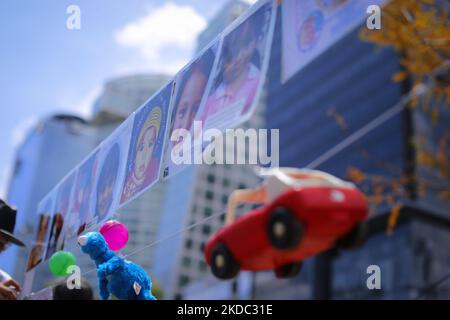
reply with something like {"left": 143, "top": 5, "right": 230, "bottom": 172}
{"left": 0, "top": 199, "right": 25, "bottom": 247}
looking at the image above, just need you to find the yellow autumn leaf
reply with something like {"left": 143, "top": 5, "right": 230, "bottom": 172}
{"left": 393, "top": 71, "right": 408, "bottom": 82}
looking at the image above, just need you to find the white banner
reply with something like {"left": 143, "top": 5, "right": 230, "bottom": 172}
{"left": 281, "top": 0, "right": 388, "bottom": 83}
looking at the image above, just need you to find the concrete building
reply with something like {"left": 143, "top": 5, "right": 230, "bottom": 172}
{"left": 3, "top": 114, "right": 94, "bottom": 287}
{"left": 260, "top": 4, "right": 450, "bottom": 299}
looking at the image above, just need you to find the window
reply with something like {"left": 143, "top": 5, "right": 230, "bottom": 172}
{"left": 178, "top": 275, "right": 190, "bottom": 287}
{"left": 198, "top": 261, "right": 207, "bottom": 271}
{"left": 185, "top": 239, "right": 192, "bottom": 249}
{"left": 221, "top": 195, "right": 228, "bottom": 205}
{"left": 223, "top": 179, "right": 230, "bottom": 187}
{"left": 202, "top": 225, "right": 211, "bottom": 235}
{"left": 207, "top": 174, "right": 215, "bottom": 183}
{"left": 199, "top": 241, "right": 205, "bottom": 252}
{"left": 205, "top": 190, "right": 214, "bottom": 200}
{"left": 12, "top": 158, "right": 22, "bottom": 177}
{"left": 182, "top": 257, "right": 191, "bottom": 268}
{"left": 204, "top": 207, "right": 213, "bottom": 217}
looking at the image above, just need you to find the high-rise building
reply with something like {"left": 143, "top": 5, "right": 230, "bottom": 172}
{"left": 260, "top": 5, "right": 450, "bottom": 299}
{"left": 4, "top": 114, "right": 94, "bottom": 286}
{"left": 195, "top": 0, "right": 251, "bottom": 54}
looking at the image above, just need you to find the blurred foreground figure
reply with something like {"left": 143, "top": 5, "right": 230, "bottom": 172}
{"left": 0, "top": 199, "right": 25, "bottom": 300}
{"left": 53, "top": 278, "right": 94, "bottom": 300}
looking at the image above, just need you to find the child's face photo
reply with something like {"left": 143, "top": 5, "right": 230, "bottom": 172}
{"left": 96, "top": 144, "right": 120, "bottom": 219}
{"left": 223, "top": 23, "right": 257, "bottom": 84}
{"left": 134, "top": 125, "right": 157, "bottom": 181}
{"left": 97, "top": 179, "right": 114, "bottom": 216}
{"left": 173, "top": 71, "right": 207, "bottom": 132}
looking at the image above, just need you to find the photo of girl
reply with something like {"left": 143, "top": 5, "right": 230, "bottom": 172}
{"left": 45, "top": 173, "right": 75, "bottom": 257}
{"left": 95, "top": 143, "right": 120, "bottom": 224}
{"left": 120, "top": 83, "right": 171, "bottom": 205}
{"left": 199, "top": 2, "right": 274, "bottom": 130}
{"left": 70, "top": 151, "right": 99, "bottom": 236}
{"left": 26, "top": 199, "right": 52, "bottom": 272}
{"left": 163, "top": 44, "right": 217, "bottom": 178}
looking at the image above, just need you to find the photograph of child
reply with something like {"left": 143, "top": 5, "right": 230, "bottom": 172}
{"left": 47, "top": 173, "right": 75, "bottom": 256}
{"left": 70, "top": 151, "right": 99, "bottom": 236}
{"left": 199, "top": 2, "right": 273, "bottom": 130}
{"left": 120, "top": 83, "right": 171, "bottom": 205}
{"left": 26, "top": 199, "right": 52, "bottom": 272}
{"left": 163, "top": 45, "right": 217, "bottom": 178}
{"left": 95, "top": 143, "right": 120, "bottom": 224}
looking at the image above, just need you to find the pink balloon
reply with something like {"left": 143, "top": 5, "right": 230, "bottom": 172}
{"left": 99, "top": 220, "right": 129, "bottom": 251}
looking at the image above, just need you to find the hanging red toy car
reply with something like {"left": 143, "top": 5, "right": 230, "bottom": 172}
{"left": 204, "top": 168, "right": 368, "bottom": 279}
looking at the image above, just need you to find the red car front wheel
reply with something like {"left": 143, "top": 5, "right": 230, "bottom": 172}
{"left": 267, "top": 207, "right": 303, "bottom": 250}
{"left": 210, "top": 243, "right": 240, "bottom": 279}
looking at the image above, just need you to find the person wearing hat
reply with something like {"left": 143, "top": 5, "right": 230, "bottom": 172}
{"left": 0, "top": 199, "right": 25, "bottom": 300}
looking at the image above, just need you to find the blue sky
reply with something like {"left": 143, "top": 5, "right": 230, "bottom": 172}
{"left": 0, "top": 0, "right": 256, "bottom": 198}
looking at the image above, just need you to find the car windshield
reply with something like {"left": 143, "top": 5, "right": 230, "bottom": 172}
{"left": 262, "top": 168, "right": 354, "bottom": 200}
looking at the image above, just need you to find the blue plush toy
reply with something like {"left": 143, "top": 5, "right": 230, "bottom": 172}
{"left": 78, "top": 232, "right": 156, "bottom": 300}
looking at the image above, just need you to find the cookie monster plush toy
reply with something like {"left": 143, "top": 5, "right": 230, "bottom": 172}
{"left": 78, "top": 232, "right": 156, "bottom": 300}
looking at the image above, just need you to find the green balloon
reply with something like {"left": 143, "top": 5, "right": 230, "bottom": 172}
{"left": 49, "top": 251, "right": 77, "bottom": 277}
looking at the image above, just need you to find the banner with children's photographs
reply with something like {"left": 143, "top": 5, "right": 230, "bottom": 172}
{"left": 33, "top": 0, "right": 277, "bottom": 275}
{"left": 281, "top": 0, "right": 388, "bottom": 83}
{"left": 162, "top": 40, "right": 220, "bottom": 180}
{"left": 198, "top": 0, "right": 276, "bottom": 132}
{"left": 120, "top": 81, "right": 173, "bottom": 206}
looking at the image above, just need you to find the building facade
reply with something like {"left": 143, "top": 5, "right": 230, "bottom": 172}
{"left": 4, "top": 115, "right": 94, "bottom": 286}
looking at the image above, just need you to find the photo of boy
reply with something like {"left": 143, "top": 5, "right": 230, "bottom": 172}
{"left": 45, "top": 173, "right": 75, "bottom": 257}
{"left": 163, "top": 45, "right": 217, "bottom": 178}
{"left": 95, "top": 143, "right": 120, "bottom": 224}
{"left": 70, "top": 151, "right": 98, "bottom": 236}
{"left": 200, "top": 3, "right": 273, "bottom": 129}
{"left": 120, "top": 83, "right": 171, "bottom": 205}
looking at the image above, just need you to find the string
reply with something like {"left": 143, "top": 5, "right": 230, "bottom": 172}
{"left": 82, "top": 212, "right": 225, "bottom": 276}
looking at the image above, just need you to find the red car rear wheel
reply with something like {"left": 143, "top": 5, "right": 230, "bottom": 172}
{"left": 210, "top": 243, "right": 240, "bottom": 279}
{"left": 267, "top": 207, "right": 303, "bottom": 250}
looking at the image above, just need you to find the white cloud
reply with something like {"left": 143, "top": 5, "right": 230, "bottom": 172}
{"left": 71, "top": 86, "right": 100, "bottom": 118}
{"left": 115, "top": 2, "right": 207, "bottom": 74}
{"left": 56, "top": 85, "right": 101, "bottom": 121}
{"left": 11, "top": 117, "right": 37, "bottom": 148}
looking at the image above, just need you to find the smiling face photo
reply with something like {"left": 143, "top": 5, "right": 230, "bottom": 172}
{"left": 171, "top": 47, "right": 216, "bottom": 136}
{"left": 199, "top": 3, "right": 272, "bottom": 129}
